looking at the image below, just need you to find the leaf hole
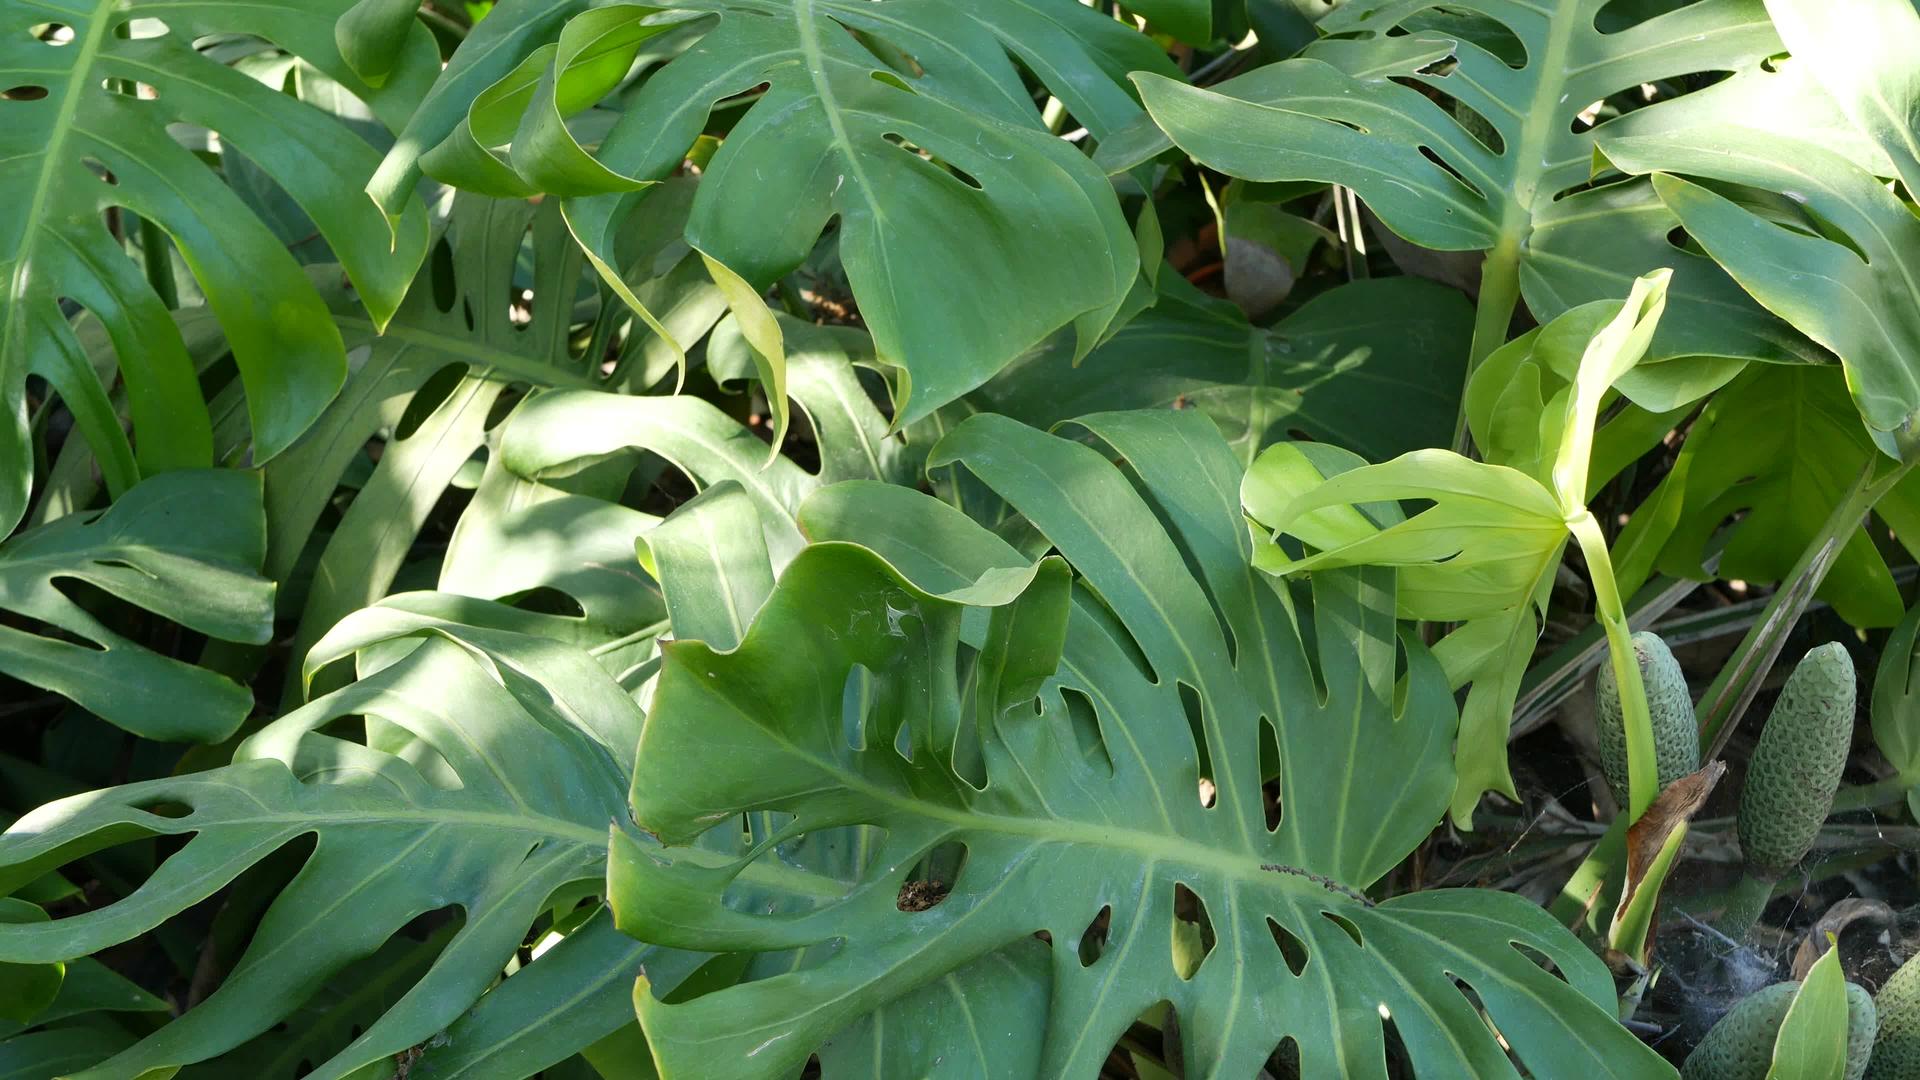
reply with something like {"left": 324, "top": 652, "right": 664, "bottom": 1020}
{"left": 851, "top": 29, "right": 925, "bottom": 80}
{"left": 1177, "top": 682, "right": 1213, "bottom": 789}
{"left": 1380, "top": 1005, "right": 1413, "bottom": 1075}
{"left": 1416, "top": 145, "right": 1484, "bottom": 200}
{"left": 881, "top": 132, "right": 983, "bottom": 191}
{"left": 1322, "top": 910, "right": 1364, "bottom": 948}
{"left": 1267, "top": 916, "right": 1309, "bottom": 976}
{"left": 897, "top": 840, "right": 964, "bottom": 912}
{"left": 428, "top": 236, "right": 458, "bottom": 313}
{"left": 80, "top": 156, "right": 114, "bottom": 184}
{"left": 1391, "top": 78, "right": 1503, "bottom": 154}
{"left": 31, "top": 23, "right": 74, "bottom": 45}
{"left": 1077, "top": 904, "right": 1112, "bottom": 967}
{"left": 1059, "top": 687, "right": 1112, "bottom": 777}
{"left": 131, "top": 799, "right": 193, "bottom": 819}
{"left": 3, "top": 85, "right": 48, "bottom": 101}
{"left": 1266, "top": 1037, "right": 1302, "bottom": 1076}
{"left": 1171, "top": 883, "right": 1214, "bottom": 979}
{"left": 1261, "top": 718, "right": 1282, "bottom": 832}
{"left": 1510, "top": 941, "right": 1563, "bottom": 980}
{"left": 500, "top": 586, "right": 586, "bottom": 619}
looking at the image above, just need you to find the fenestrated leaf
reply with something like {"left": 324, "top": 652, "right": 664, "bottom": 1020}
{"left": 272, "top": 194, "right": 609, "bottom": 689}
{"left": 1763, "top": 0, "right": 1920, "bottom": 200}
{"left": 0, "top": 620, "right": 700, "bottom": 1080}
{"left": 1127, "top": 0, "right": 1817, "bottom": 369}
{"left": 0, "top": 0, "right": 437, "bottom": 534}
{"left": 368, "top": 0, "right": 1156, "bottom": 424}
{"left": 0, "top": 469, "right": 271, "bottom": 742}
{"left": 1603, "top": 125, "right": 1920, "bottom": 451}
{"left": 976, "top": 274, "right": 1472, "bottom": 465}
{"left": 612, "top": 409, "right": 1672, "bottom": 1078}
{"left": 1613, "top": 364, "right": 1920, "bottom": 628}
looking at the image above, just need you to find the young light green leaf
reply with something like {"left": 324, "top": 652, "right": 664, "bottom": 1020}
{"left": 1763, "top": 0, "right": 1920, "bottom": 199}
{"left": 1769, "top": 940, "right": 1851, "bottom": 1080}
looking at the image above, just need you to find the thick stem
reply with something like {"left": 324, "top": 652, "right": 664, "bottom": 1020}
{"left": 1713, "top": 872, "right": 1776, "bottom": 941}
{"left": 1832, "top": 776, "right": 1915, "bottom": 812}
{"left": 1452, "top": 237, "right": 1523, "bottom": 456}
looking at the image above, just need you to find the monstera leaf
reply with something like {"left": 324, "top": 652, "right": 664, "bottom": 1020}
{"left": 977, "top": 274, "right": 1472, "bottom": 465}
{"left": 1123, "top": 0, "right": 1817, "bottom": 372}
{"left": 1612, "top": 364, "right": 1920, "bottom": 628}
{"left": 0, "top": 469, "right": 271, "bottom": 742}
{"left": 0, "top": 611, "right": 741, "bottom": 1080}
{"left": 363, "top": 0, "right": 1157, "bottom": 424}
{"left": 0, "top": 0, "right": 436, "bottom": 535}
{"left": 1242, "top": 273, "right": 1672, "bottom": 823}
{"left": 610, "top": 410, "right": 1671, "bottom": 1078}
{"left": 1601, "top": 0, "right": 1920, "bottom": 449}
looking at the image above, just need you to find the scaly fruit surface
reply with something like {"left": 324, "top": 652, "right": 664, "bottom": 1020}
{"left": 1597, "top": 631, "right": 1700, "bottom": 803}
{"left": 1685, "top": 979, "right": 1875, "bottom": 1080}
{"left": 1737, "top": 643, "right": 1857, "bottom": 880}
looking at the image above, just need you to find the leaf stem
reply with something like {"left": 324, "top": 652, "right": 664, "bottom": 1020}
{"left": 1832, "top": 775, "right": 1914, "bottom": 812}
{"left": 1697, "top": 458, "right": 1914, "bottom": 757}
{"left": 1569, "top": 509, "right": 1656, "bottom": 819}
{"left": 1453, "top": 237, "right": 1522, "bottom": 456}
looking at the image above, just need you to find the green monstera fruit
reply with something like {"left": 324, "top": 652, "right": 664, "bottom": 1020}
{"left": 1597, "top": 631, "right": 1700, "bottom": 804}
{"left": 1738, "top": 643, "right": 1858, "bottom": 880}
{"left": 1685, "top": 979, "right": 1876, "bottom": 1080}
{"left": 1870, "top": 950, "right": 1920, "bottom": 1080}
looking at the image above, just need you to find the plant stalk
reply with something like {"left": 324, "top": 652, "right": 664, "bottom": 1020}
{"left": 1713, "top": 872, "right": 1775, "bottom": 941}
{"left": 1697, "top": 458, "right": 1914, "bottom": 757}
{"left": 1569, "top": 509, "right": 1657, "bottom": 820}
{"left": 1452, "top": 237, "right": 1523, "bottom": 456}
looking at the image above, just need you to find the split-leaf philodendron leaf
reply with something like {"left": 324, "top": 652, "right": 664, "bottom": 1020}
{"left": 1123, "top": 0, "right": 1817, "bottom": 372}
{"left": 0, "top": 468, "right": 271, "bottom": 742}
{"left": 0, "top": 0, "right": 436, "bottom": 535}
{"left": 610, "top": 409, "right": 1672, "bottom": 1078}
{"left": 363, "top": 0, "right": 1153, "bottom": 425}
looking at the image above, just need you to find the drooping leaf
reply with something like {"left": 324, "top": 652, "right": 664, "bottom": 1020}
{"left": 612, "top": 409, "right": 1672, "bottom": 1078}
{"left": 977, "top": 274, "right": 1472, "bottom": 465}
{"left": 1604, "top": 124, "right": 1920, "bottom": 451}
{"left": 0, "top": 469, "right": 271, "bottom": 742}
{"left": 496, "top": 315, "right": 921, "bottom": 569}
{"left": 367, "top": 0, "right": 1157, "bottom": 423}
{"left": 1126, "top": 0, "right": 1818, "bottom": 368}
{"left": 0, "top": 0, "right": 437, "bottom": 534}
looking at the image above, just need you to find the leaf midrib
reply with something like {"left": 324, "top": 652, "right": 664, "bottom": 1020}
{"left": 4, "top": 0, "right": 112, "bottom": 356}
